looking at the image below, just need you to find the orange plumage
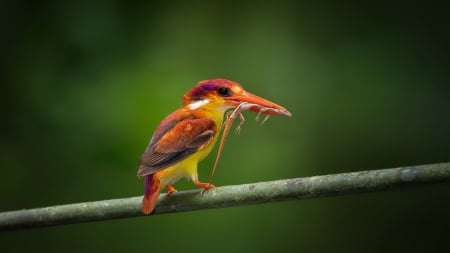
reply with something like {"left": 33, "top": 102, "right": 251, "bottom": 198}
{"left": 137, "top": 79, "right": 288, "bottom": 214}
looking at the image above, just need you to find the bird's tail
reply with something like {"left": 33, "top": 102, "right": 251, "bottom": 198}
{"left": 142, "top": 174, "right": 161, "bottom": 214}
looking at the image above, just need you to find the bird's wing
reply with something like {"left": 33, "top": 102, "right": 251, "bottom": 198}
{"left": 137, "top": 113, "right": 216, "bottom": 176}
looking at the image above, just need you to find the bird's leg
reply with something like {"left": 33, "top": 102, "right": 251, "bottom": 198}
{"left": 166, "top": 184, "right": 178, "bottom": 197}
{"left": 194, "top": 180, "right": 215, "bottom": 193}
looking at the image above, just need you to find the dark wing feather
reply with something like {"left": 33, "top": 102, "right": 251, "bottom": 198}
{"left": 137, "top": 112, "right": 216, "bottom": 176}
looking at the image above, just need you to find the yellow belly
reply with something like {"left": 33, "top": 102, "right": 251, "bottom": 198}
{"left": 156, "top": 134, "right": 218, "bottom": 189}
{"left": 156, "top": 105, "right": 225, "bottom": 190}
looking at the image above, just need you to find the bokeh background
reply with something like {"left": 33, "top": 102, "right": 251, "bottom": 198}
{"left": 1, "top": 1, "right": 449, "bottom": 252}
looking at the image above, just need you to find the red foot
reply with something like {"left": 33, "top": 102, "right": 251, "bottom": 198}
{"left": 194, "top": 180, "right": 215, "bottom": 193}
{"left": 166, "top": 184, "right": 178, "bottom": 197}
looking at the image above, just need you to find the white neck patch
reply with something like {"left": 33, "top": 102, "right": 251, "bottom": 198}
{"left": 187, "top": 99, "right": 210, "bottom": 110}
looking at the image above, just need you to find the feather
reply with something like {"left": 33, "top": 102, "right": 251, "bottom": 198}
{"left": 137, "top": 109, "right": 217, "bottom": 176}
{"left": 142, "top": 174, "right": 161, "bottom": 214}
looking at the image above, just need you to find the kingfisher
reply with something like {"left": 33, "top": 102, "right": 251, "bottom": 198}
{"left": 137, "top": 78, "right": 289, "bottom": 214}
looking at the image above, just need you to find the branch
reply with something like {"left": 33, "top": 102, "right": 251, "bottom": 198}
{"left": 1, "top": 162, "right": 449, "bottom": 231}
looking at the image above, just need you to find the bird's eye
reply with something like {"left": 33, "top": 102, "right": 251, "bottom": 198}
{"left": 217, "top": 87, "right": 231, "bottom": 97}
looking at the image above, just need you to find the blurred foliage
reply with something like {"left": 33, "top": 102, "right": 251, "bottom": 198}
{"left": 1, "top": 1, "right": 450, "bottom": 252}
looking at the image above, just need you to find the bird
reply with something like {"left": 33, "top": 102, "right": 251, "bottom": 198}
{"left": 137, "top": 78, "right": 289, "bottom": 214}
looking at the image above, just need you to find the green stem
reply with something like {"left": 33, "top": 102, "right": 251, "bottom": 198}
{"left": 1, "top": 162, "right": 449, "bottom": 231}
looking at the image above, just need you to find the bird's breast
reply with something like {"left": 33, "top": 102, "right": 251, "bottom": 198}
{"left": 156, "top": 124, "right": 220, "bottom": 188}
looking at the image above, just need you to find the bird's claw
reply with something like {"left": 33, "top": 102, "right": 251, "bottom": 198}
{"left": 166, "top": 184, "right": 178, "bottom": 197}
{"left": 200, "top": 184, "right": 215, "bottom": 194}
{"left": 194, "top": 181, "right": 215, "bottom": 194}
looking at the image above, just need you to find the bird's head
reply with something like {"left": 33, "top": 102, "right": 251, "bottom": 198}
{"left": 182, "top": 79, "right": 287, "bottom": 113}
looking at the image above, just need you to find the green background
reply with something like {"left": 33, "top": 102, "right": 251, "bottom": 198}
{"left": 1, "top": 1, "right": 449, "bottom": 252}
